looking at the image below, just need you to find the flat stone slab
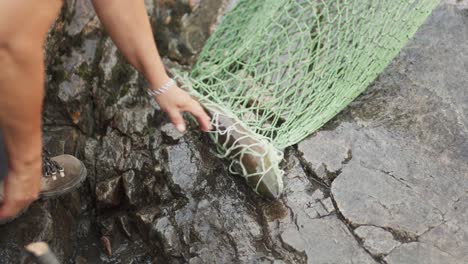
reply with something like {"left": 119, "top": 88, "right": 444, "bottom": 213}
{"left": 384, "top": 242, "right": 465, "bottom": 264}
{"left": 281, "top": 216, "right": 377, "bottom": 264}
{"left": 354, "top": 226, "right": 401, "bottom": 256}
{"left": 299, "top": 2, "right": 468, "bottom": 262}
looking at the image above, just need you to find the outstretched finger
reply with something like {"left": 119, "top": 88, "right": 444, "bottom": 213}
{"left": 167, "top": 110, "right": 186, "bottom": 133}
{"left": 188, "top": 103, "right": 212, "bottom": 132}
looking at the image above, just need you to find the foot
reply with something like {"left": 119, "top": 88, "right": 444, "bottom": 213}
{"left": 0, "top": 151, "right": 87, "bottom": 224}
{"left": 40, "top": 150, "right": 87, "bottom": 198}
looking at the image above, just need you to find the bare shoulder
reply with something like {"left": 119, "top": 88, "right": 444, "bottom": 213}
{"left": 0, "top": 0, "right": 63, "bottom": 42}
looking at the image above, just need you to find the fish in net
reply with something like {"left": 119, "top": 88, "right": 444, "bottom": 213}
{"left": 172, "top": 0, "right": 439, "bottom": 198}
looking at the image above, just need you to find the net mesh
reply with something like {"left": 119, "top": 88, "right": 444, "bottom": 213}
{"left": 174, "top": 0, "right": 438, "bottom": 197}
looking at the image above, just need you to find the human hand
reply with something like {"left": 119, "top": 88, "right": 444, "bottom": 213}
{"left": 154, "top": 85, "right": 212, "bottom": 133}
{"left": 0, "top": 159, "right": 41, "bottom": 220}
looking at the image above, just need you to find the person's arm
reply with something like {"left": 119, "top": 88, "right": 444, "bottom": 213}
{"left": 92, "top": 0, "right": 211, "bottom": 132}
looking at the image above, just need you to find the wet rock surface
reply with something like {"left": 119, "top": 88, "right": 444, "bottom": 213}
{"left": 299, "top": 2, "right": 468, "bottom": 263}
{"left": 1, "top": 1, "right": 467, "bottom": 264}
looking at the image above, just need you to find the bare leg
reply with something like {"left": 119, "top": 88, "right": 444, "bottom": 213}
{"left": 0, "top": 0, "right": 63, "bottom": 220}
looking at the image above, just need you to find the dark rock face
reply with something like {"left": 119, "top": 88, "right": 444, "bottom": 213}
{"left": 152, "top": 0, "right": 231, "bottom": 65}
{"left": 1, "top": 1, "right": 467, "bottom": 264}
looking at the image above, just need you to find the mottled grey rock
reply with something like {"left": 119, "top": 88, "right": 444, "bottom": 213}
{"left": 321, "top": 198, "right": 335, "bottom": 214}
{"left": 64, "top": 0, "right": 100, "bottom": 35}
{"left": 298, "top": 131, "right": 351, "bottom": 183}
{"left": 165, "top": 139, "right": 199, "bottom": 194}
{"left": 153, "top": 0, "right": 229, "bottom": 64}
{"left": 162, "top": 136, "right": 276, "bottom": 263}
{"left": 311, "top": 189, "right": 324, "bottom": 200}
{"left": 161, "top": 123, "right": 185, "bottom": 142}
{"left": 272, "top": 261, "right": 287, "bottom": 264}
{"left": 281, "top": 216, "right": 377, "bottom": 264}
{"left": 56, "top": 68, "right": 94, "bottom": 133}
{"left": 279, "top": 155, "right": 326, "bottom": 229}
{"left": 443, "top": 0, "right": 468, "bottom": 10}
{"left": 385, "top": 242, "right": 464, "bottom": 264}
{"left": 98, "top": 38, "right": 118, "bottom": 81}
{"left": 95, "top": 176, "right": 122, "bottom": 209}
{"left": 354, "top": 226, "right": 401, "bottom": 256}
{"left": 118, "top": 215, "right": 133, "bottom": 239}
{"left": 312, "top": 4, "right": 468, "bottom": 263}
{"left": 49, "top": 18, "right": 100, "bottom": 134}
{"left": 113, "top": 106, "right": 154, "bottom": 136}
{"left": 332, "top": 159, "right": 444, "bottom": 236}
{"left": 418, "top": 196, "right": 468, "bottom": 261}
{"left": 95, "top": 130, "right": 131, "bottom": 181}
{"left": 313, "top": 164, "right": 329, "bottom": 183}
{"left": 262, "top": 155, "right": 366, "bottom": 263}
{"left": 0, "top": 201, "right": 78, "bottom": 262}
{"left": 136, "top": 207, "right": 161, "bottom": 229}
{"left": 58, "top": 74, "right": 86, "bottom": 102}
{"left": 189, "top": 256, "right": 203, "bottom": 264}
{"left": 123, "top": 150, "right": 153, "bottom": 173}
{"left": 43, "top": 126, "right": 80, "bottom": 155}
{"left": 122, "top": 170, "right": 139, "bottom": 206}
{"left": 282, "top": 156, "right": 317, "bottom": 212}
{"left": 153, "top": 216, "right": 182, "bottom": 257}
{"left": 82, "top": 137, "right": 98, "bottom": 173}
{"left": 62, "top": 39, "right": 99, "bottom": 73}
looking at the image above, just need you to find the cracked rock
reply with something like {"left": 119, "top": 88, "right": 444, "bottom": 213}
{"left": 280, "top": 216, "right": 377, "bottom": 264}
{"left": 385, "top": 242, "right": 464, "bottom": 264}
{"left": 96, "top": 130, "right": 132, "bottom": 181}
{"left": 311, "top": 189, "right": 324, "bottom": 201}
{"left": 354, "top": 226, "right": 401, "bottom": 256}
{"left": 113, "top": 106, "right": 154, "bottom": 137}
{"left": 298, "top": 131, "right": 351, "bottom": 183}
{"left": 122, "top": 170, "right": 139, "bottom": 206}
{"left": 161, "top": 123, "right": 185, "bottom": 142}
{"left": 153, "top": 0, "right": 228, "bottom": 64}
{"left": 64, "top": 0, "right": 100, "bottom": 35}
{"left": 153, "top": 216, "right": 183, "bottom": 257}
{"left": 165, "top": 139, "right": 199, "bottom": 194}
{"left": 316, "top": 4, "right": 468, "bottom": 263}
{"left": 321, "top": 198, "right": 335, "bottom": 214}
{"left": 96, "top": 176, "right": 122, "bottom": 209}
{"left": 332, "top": 162, "right": 444, "bottom": 236}
{"left": 418, "top": 195, "right": 468, "bottom": 261}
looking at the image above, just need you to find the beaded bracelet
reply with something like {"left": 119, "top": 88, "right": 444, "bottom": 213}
{"left": 147, "top": 78, "right": 175, "bottom": 97}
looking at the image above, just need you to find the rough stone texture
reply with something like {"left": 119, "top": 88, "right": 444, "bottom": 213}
{"left": 1, "top": 1, "right": 236, "bottom": 263}
{"left": 354, "top": 226, "right": 401, "bottom": 256}
{"left": 298, "top": 132, "right": 350, "bottom": 184}
{"left": 161, "top": 123, "right": 185, "bottom": 142}
{"left": 298, "top": 2, "right": 468, "bottom": 263}
{"left": 276, "top": 155, "right": 376, "bottom": 264}
{"left": 280, "top": 216, "right": 377, "bottom": 264}
{"left": 95, "top": 176, "right": 122, "bottom": 209}
{"left": 153, "top": 0, "right": 232, "bottom": 65}
{"left": 384, "top": 242, "right": 464, "bottom": 264}
{"left": 0, "top": 200, "right": 77, "bottom": 262}
{"left": 1, "top": 1, "right": 467, "bottom": 264}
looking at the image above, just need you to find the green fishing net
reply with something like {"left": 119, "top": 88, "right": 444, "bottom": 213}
{"left": 174, "top": 0, "right": 439, "bottom": 198}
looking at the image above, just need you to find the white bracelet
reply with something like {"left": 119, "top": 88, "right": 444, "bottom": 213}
{"left": 147, "top": 78, "right": 175, "bottom": 97}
